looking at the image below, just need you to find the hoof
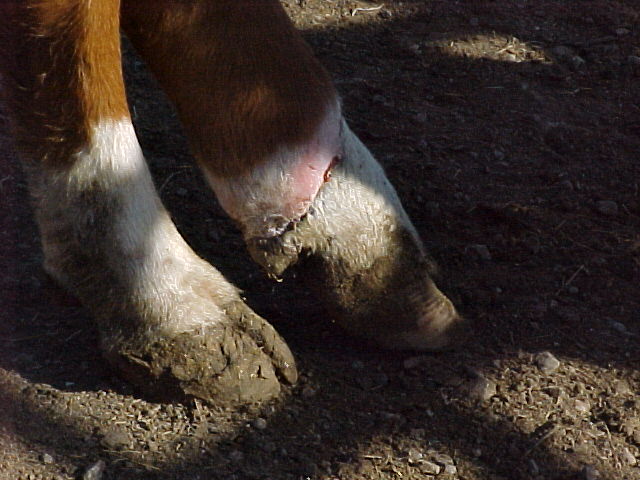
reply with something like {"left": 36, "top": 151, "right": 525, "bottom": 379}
{"left": 103, "top": 301, "right": 297, "bottom": 406}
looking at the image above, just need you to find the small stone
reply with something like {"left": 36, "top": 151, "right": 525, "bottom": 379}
{"left": 380, "top": 411, "right": 406, "bottom": 425}
{"left": 505, "top": 53, "right": 518, "bottom": 62}
{"left": 552, "top": 45, "right": 573, "bottom": 58}
{"left": 572, "top": 55, "right": 586, "bottom": 68}
{"left": 409, "top": 44, "right": 421, "bottom": 55}
{"left": 560, "top": 179, "right": 574, "bottom": 190}
{"left": 469, "top": 244, "right": 492, "bottom": 261}
{"left": 468, "top": 376, "right": 497, "bottom": 401}
{"left": 444, "top": 464, "right": 458, "bottom": 475}
{"left": 568, "top": 286, "right": 579, "bottom": 294}
{"left": 351, "top": 360, "right": 364, "bottom": 369}
{"left": 609, "top": 320, "right": 628, "bottom": 334}
{"left": 301, "top": 385, "right": 317, "bottom": 397}
{"left": 176, "top": 187, "right": 188, "bottom": 197}
{"left": 82, "top": 460, "right": 106, "bottom": 480}
{"left": 582, "top": 465, "right": 600, "bottom": 480}
{"left": 615, "top": 27, "right": 630, "bottom": 36}
{"left": 40, "top": 453, "right": 54, "bottom": 464}
{"left": 613, "top": 379, "right": 632, "bottom": 395}
{"left": 357, "top": 372, "right": 388, "bottom": 390}
{"left": 535, "top": 351, "right": 560, "bottom": 373}
{"left": 419, "top": 461, "right": 441, "bottom": 475}
{"left": 573, "top": 399, "right": 591, "bottom": 413}
{"left": 472, "top": 448, "right": 482, "bottom": 457}
{"left": 628, "top": 55, "right": 640, "bottom": 65}
{"left": 251, "top": 418, "right": 267, "bottom": 430}
{"left": 403, "top": 356, "right": 424, "bottom": 369}
{"left": 407, "top": 448, "right": 423, "bottom": 464}
{"left": 621, "top": 447, "right": 637, "bottom": 465}
{"left": 433, "top": 453, "right": 454, "bottom": 466}
{"left": 425, "top": 201, "right": 440, "bottom": 218}
{"left": 207, "top": 228, "right": 221, "bottom": 242}
{"left": 596, "top": 200, "right": 618, "bottom": 216}
{"left": 100, "top": 429, "right": 129, "bottom": 450}
{"left": 229, "top": 450, "right": 244, "bottom": 462}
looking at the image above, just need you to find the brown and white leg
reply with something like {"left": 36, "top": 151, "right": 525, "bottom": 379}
{"left": 0, "top": 0, "right": 296, "bottom": 405}
{"left": 122, "top": 0, "right": 467, "bottom": 350}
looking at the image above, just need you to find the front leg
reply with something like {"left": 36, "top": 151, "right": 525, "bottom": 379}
{"left": 122, "top": 0, "right": 468, "bottom": 350}
{"left": 0, "top": 0, "right": 296, "bottom": 405}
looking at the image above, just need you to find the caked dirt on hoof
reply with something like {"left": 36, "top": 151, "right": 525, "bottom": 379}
{"left": 103, "top": 302, "right": 297, "bottom": 406}
{"left": 0, "top": 0, "right": 639, "bottom": 479}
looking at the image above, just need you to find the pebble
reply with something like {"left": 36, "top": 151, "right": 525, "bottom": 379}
{"left": 176, "top": 187, "right": 188, "bottom": 197}
{"left": 572, "top": 56, "right": 586, "bottom": 68}
{"left": 582, "top": 464, "right": 600, "bottom": 480}
{"left": 425, "top": 201, "right": 440, "bottom": 218}
{"left": 596, "top": 200, "right": 618, "bottom": 216}
{"left": 229, "top": 450, "right": 244, "bottom": 462}
{"left": 251, "top": 418, "right": 267, "bottom": 430}
{"left": 621, "top": 447, "right": 637, "bottom": 465}
{"left": 573, "top": 399, "right": 591, "bottom": 413}
{"left": 469, "top": 244, "right": 492, "bottom": 261}
{"left": 403, "top": 356, "right": 424, "bottom": 369}
{"left": 552, "top": 45, "right": 573, "bottom": 58}
{"left": 100, "top": 429, "right": 129, "bottom": 450}
{"left": 535, "top": 351, "right": 560, "bottom": 373}
{"left": 357, "top": 372, "right": 388, "bottom": 390}
{"left": 433, "top": 453, "right": 454, "bottom": 466}
{"left": 419, "top": 461, "right": 441, "bottom": 475}
{"left": 40, "top": 453, "right": 54, "bottom": 464}
{"left": 443, "top": 464, "right": 458, "bottom": 475}
{"left": 628, "top": 55, "right": 640, "bottom": 65}
{"left": 615, "top": 27, "right": 630, "bottom": 36}
{"left": 351, "top": 360, "right": 364, "bottom": 370}
{"left": 613, "top": 379, "right": 632, "bottom": 395}
{"left": 82, "top": 460, "right": 106, "bottom": 480}
{"left": 528, "top": 458, "right": 540, "bottom": 475}
{"left": 407, "top": 448, "right": 424, "bottom": 464}
{"left": 301, "top": 385, "right": 317, "bottom": 397}
{"left": 609, "top": 320, "right": 628, "bottom": 334}
{"left": 468, "top": 375, "right": 497, "bottom": 401}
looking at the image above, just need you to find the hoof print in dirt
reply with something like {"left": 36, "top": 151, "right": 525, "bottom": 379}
{"left": 104, "top": 303, "right": 297, "bottom": 406}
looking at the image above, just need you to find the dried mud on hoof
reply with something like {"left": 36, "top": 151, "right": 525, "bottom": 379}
{"left": 102, "top": 303, "right": 297, "bottom": 406}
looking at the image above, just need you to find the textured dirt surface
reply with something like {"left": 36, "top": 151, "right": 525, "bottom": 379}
{"left": 1, "top": 1, "right": 639, "bottom": 479}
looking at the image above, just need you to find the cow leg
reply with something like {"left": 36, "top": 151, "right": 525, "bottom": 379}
{"left": 0, "top": 0, "right": 296, "bottom": 405}
{"left": 122, "top": 0, "right": 468, "bottom": 350}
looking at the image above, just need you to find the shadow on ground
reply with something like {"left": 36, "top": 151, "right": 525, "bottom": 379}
{"left": 0, "top": 0, "right": 638, "bottom": 479}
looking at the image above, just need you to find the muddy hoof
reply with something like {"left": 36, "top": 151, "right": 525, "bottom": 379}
{"left": 103, "top": 301, "right": 297, "bottom": 405}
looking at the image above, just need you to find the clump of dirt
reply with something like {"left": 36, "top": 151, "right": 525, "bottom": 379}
{"left": 1, "top": 1, "right": 638, "bottom": 479}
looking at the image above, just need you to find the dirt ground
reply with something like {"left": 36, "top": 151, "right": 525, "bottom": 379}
{"left": 1, "top": 0, "right": 639, "bottom": 479}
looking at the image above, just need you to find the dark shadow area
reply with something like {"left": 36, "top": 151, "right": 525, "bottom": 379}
{"left": 1, "top": 0, "right": 638, "bottom": 479}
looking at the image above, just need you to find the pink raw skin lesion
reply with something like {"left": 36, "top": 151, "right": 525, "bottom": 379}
{"left": 285, "top": 146, "right": 341, "bottom": 221}
{"left": 205, "top": 107, "right": 343, "bottom": 240}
